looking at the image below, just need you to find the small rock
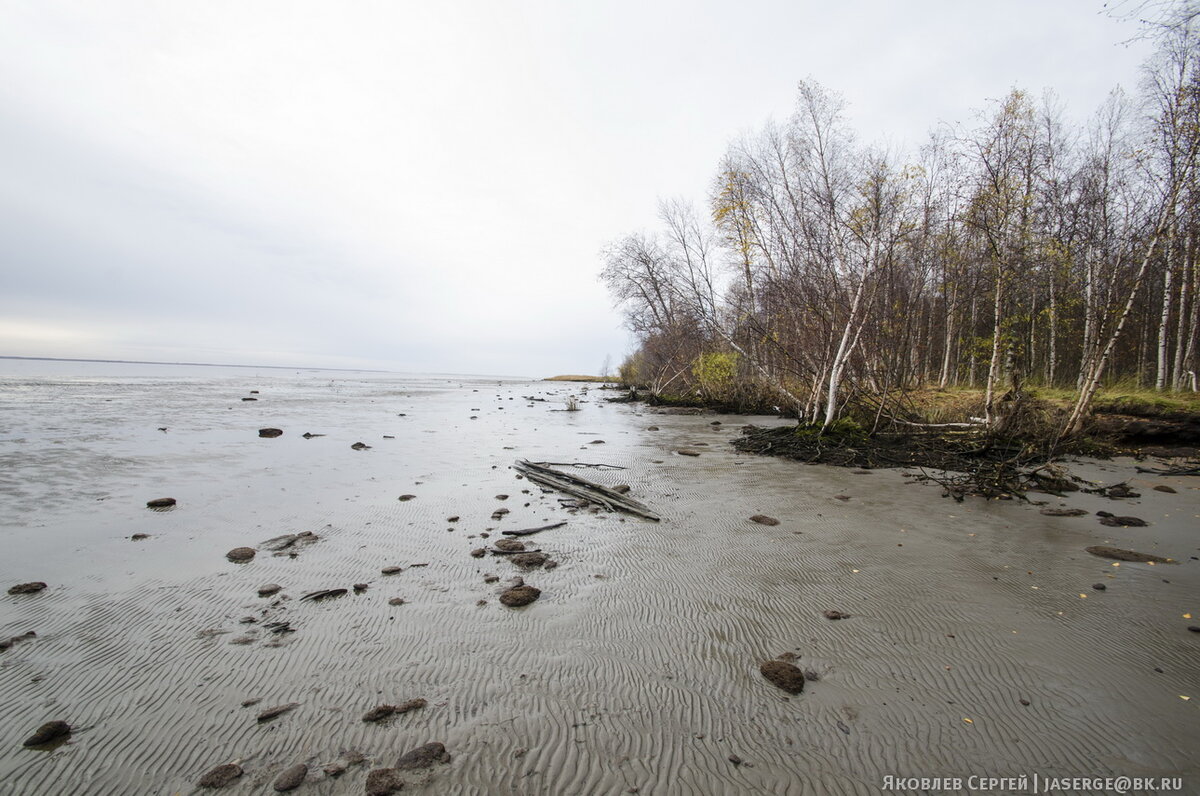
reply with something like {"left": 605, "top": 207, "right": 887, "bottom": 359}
{"left": 1039, "top": 507, "right": 1088, "bottom": 517}
{"left": 823, "top": 610, "right": 848, "bottom": 620}
{"left": 241, "top": 698, "right": 261, "bottom": 707}
{"left": 388, "top": 597, "right": 406, "bottom": 606}
{"left": 1085, "top": 546, "right": 1173, "bottom": 563}
{"left": 226, "top": 547, "right": 257, "bottom": 562}
{"left": 1019, "top": 698, "right": 1031, "bottom": 706}
{"left": 1099, "top": 515, "right": 1148, "bottom": 527}
{"left": 146, "top": 497, "right": 176, "bottom": 508}
{"left": 258, "top": 428, "right": 283, "bottom": 438}
{"left": 760, "top": 660, "right": 805, "bottom": 694}
{"left": 322, "top": 763, "right": 346, "bottom": 777}
{"left": 354, "top": 583, "right": 368, "bottom": 593}
{"left": 396, "top": 741, "right": 451, "bottom": 770}
{"left": 511, "top": 552, "right": 548, "bottom": 569}
{"left": 198, "top": 763, "right": 243, "bottom": 788}
{"left": 544, "top": 560, "right": 559, "bottom": 570}
{"left": 470, "top": 548, "right": 486, "bottom": 558}
{"left": 7, "top": 582, "right": 47, "bottom": 595}
{"left": 447, "top": 515, "right": 459, "bottom": 522}
{"left": 728, "top": 754, "right": 742, "bottom": 765}
{"left": 1107, "top": 483, "right": 1140, "bottom": 499}
{"left": 647, "top": 426, "right": 659, "bottom": 431}
{"left": 1188, "top": 626, "right": 1200, "bottom": 633}
{"left": 499, "top": 585, "right": 541, "bottom": 607}
{"left": 1092, "top": 583, "right": 1107, "bottom": 591}
{"left": 749, "top": 515, "right": 779, "bottom": 526}
{"left": 493, "top": 539, "right": 526, "bottom": 552}
{"left": 351, "top": 442, "right": 371, "bottom": 450}
{"left": 676, "top": 449, "right": 701, "bottom": 456}
{"left": 495, "top": 494, "right": 509, "bottom": 500}
{"left": 491, "top": 507, "right": 510, "bottom": 519}
{"left": 1153, "top": 484, "right": 1177, "bottom": 493}
{"left": 258, "top": 584, "right": 283, "bottom": 597}
{"left": 257, "top": 702, "right": 300, "bottom": 722}
{"left": 273, "top": 763, "right": 307, "bottom": 792}
{"left": 398, "top": 494, "right": 416, "bottom": 501}
{"left": 834, "top": 495, "right": 851, "bottom": 501}
{"left": 22, "top": 720, "right": 71, "bottom": 747}
{"left": 365, "top": 768, "right": 405, "bottom": 796}
{"left": 0, "top": 631, "right": 36, "bottom": 651}
{"left": 130, "top": 533, "right": 150, "bottom": 541}
{"left": 382, "top": 566, "right": 403, "bottom": 575}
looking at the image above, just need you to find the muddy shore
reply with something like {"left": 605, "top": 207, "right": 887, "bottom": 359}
{"left": 1, "top": 365, "right": 1197, "bottom": 794}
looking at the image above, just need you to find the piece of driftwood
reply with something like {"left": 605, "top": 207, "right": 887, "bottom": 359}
{"left": 502, "top": 522, "right": 568, "bottom": 537}
{"left": 513, "top": 460, "right": 660, "bottom": 521}
{"left": 488, "top": 547, "right": 543, "bottom": 555}
{"left": 1134, "top": 464, "right": 1200, "bottom": 476}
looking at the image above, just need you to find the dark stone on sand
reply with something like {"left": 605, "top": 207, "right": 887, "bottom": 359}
{"left": 511, "top": 552, "right": 548, "bottom": 568}
{"left": 382, "top": 566, "right": 403, "bottom": 575}
{"left": 0, "top": 631, "right": 36, "bottom": 652}
{"left": 1092, "top": 583, "right": 1107, "bottom": 591}
{"left": 493, "top": 538, "right": 525, "bottom": 552}
{"left": 258, "top": 584, "right": 282, "bottom": 597}
{"left": 676, "top": 449, "right": 701, "bottom": 456}
{"left": 647, "top": 426, "right": 659, "bottom": 431}
{"left": 198, "top": 763, "right": 243, "bottom": 788}
{"left": 544, "top": 560, "right": 559, "bottom": 570}
{"left": 241, "top": 698, "right": 261, "bottom": 707}
{"left": 242, "top": 397, "right": 257, "bottom": 401}
{"left": 1099, "top": 515, "right": 1148, "bottom": 527}
{"left": 1040, "top": 507, "right": 1088, "bottom": 517}
{"left": 273, "top": 764, "right": 307, "bottom": 792}
{"left": 492, "top": 507, "right": 510, "bottom": 519}
{"left": 354, "top": 583, "right": 368, "bottom": 593}
{"left": 760, "top": 660, "right": 805, "bottom": 694}
{"left": 1189, "top": 626, "right": 1200, "bottom": 633}
{"left": 1107, "top": 484, "right": 1140, "bottom": 499}
{"left": 7, "top": 582, "right": 47, "bottom": 595}
{"left": 728, "top": 754, "right": 742, "bottom": 765}
{"left": 146, "top": 497, "right": 176, "bottom": 508}
{"left": 351, "top": 441, "right": 371, "bottom": 450}
{"left": 257, "top": 702, "right": 299, "bottom": 722}
{"left": 22, "top": 720, "right": 71, "bottom": 747}
{"left": 388, "top": 597, "right": 406, "bottom": 606}
{"left": 365, "top": 768, "right": 405, "bottom": 795}
{"left": 396, "top": 741, "right": 450, "bottom": 770}
{"left": 226, "top": 547, "right": 257, "bottom": 562}
{"left": 470, "top": 548, "right": 486, "bottom": 558}
{"left": 398, "top": 494, "right": 416, "bottom": 501}
{"left": 323, "top": 763, "right": 346, "bottom": 777}
{"left": 749, "top": 515, "right": 779, "bottom": 526}
{"left": 495, "top": 494, "right": 509, "bottom": 500}
{"left": 1085, "top": 545, "right": 1174, "bottom": 564}
{"left": 258, "top": 428, "right": 283, "bottom": 438}
{"left": 1019, "top": 698, "right": 1031, "bottom": 706}
{"left": 499, "top": 585, "right": 541, "bottom": 607}
{"left": 447, "top": 515, "right": 459, "bottom": 522}
{"left": 823, "top": 610, "right": 848, "bottom": 620}
{"left": 130, "top": 533, "right": 150, "bottom": 540}
{"left": 1153, "top": 484, "right": 1177, "bottom": 493}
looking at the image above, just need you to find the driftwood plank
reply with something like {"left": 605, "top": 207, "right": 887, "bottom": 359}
{"left": 514, "top": 460, "right": 660, "bottom": 521}
{"left": 502, "top": 522, "right": 568, "bottom": 537}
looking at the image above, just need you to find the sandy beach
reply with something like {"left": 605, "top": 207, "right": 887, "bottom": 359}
{"left": 1, "top": 361, "right": 1198, "bottom": 795}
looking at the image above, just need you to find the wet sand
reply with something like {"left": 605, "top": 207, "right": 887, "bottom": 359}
{"left": 1, "top": 366, "right": 1198, "bottom": 794}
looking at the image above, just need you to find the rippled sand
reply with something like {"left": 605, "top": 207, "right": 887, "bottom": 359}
{"left": 1, "top": 364, "right": 1198, "bottom": 794}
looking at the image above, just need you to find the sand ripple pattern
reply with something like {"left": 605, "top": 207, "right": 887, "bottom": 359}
{"left": 1, "top": 370, "right": 1198, "bottom": 794}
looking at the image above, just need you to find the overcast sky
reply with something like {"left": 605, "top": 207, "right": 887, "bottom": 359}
{"left": 0, "top": 1, "right": 1158, "bottom": 377}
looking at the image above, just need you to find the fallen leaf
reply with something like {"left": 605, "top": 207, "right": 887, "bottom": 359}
{"left": 1184, "top": 613, "right": 1193, "bottom": 619}
{"left": 1181, "top": 695, "right": 1191, "bottom": 701}
{"left": 962, "top": 718, "right": 973, "bottom": 724}
{"left": 1079, "top": 594, "right": 1088, "bottom": 599}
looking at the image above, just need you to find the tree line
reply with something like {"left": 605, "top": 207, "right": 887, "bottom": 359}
{"left": 601, "top": 8, "right": 1200, "bottom": 438}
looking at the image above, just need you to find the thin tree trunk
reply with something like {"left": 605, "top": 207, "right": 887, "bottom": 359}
{"left": 1156, "top": 226, "right": 1176, "bottom": 390}
{"left": 983, "top": 274, "right": 1005, "bottom": 428}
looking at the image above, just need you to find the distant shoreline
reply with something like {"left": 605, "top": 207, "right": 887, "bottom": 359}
{"left": 0, "top": 355, "right": 529, "bottom": 381}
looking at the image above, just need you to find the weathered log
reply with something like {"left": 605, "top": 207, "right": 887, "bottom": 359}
{"left": 513, "top": 460, "right": 660, "bottom": 521}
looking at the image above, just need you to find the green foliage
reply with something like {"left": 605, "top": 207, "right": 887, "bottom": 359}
{"left": 691, "top": 351, "right": 739, "bottom": 400}
{"left": 792, "top": 416, "right": 869, "bottom": 445}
